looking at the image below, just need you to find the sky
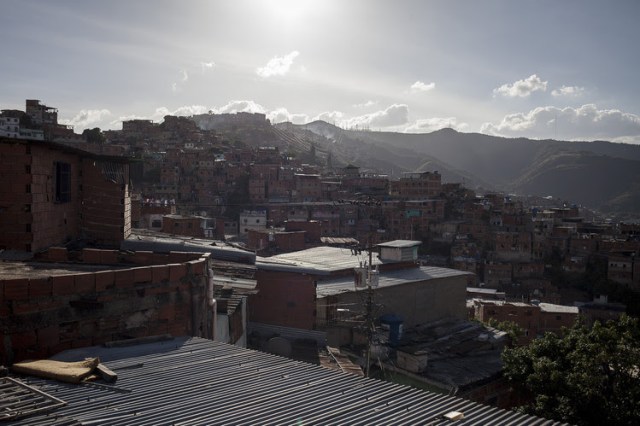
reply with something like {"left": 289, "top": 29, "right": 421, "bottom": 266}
{"left": 2, "top": 0, "right": 640, "bottom": 143}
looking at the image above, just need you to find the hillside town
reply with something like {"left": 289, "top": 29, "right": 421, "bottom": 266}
{"left": 1, "top": 100, "right": 639, "bottom": 423}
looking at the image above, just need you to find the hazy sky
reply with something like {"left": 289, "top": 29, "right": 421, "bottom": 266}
{"left": 2, "top": 0, "right": 640, "bottom": 143}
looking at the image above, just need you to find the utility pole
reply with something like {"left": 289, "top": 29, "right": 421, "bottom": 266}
{"left": 365, "top": 237, "right": 374, "bottom": 377}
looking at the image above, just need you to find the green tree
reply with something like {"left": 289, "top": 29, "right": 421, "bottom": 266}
{"left": 485, "top": 318, "right": 523, "bottom": 346}
{"left": 502, "top": 315, "right": 640, "bottom": 425}
{"left": 82, "top": 127, "right": 106, "bottom": 144}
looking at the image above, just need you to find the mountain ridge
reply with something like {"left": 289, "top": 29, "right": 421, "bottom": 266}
{"left": 295, "top": 121, "right": 640, "bottom": 217}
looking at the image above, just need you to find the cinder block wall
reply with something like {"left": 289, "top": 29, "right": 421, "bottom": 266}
{"left": 0, "top": 250, "right": 209, "bottom": 365}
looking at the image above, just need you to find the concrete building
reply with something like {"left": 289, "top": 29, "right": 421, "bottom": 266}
{"left": 0, "top": 115, "right": 20, "bottom": 138}
{"left": 252, "top": 241, "right": 471, "bottom": 347}
{"left": 239, "top": 210, "right": 267, "bottom": 235}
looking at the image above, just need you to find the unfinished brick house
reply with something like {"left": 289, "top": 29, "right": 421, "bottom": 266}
{"left": 0, "top": 137, "right": 131, "bottom": 252}
{"left": 0, "top": 248, "right": 212, "bottom": 365}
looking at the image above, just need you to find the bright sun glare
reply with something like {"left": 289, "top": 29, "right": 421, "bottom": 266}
{"left": 264, "top": 0, "right": 316, "bottom": 23}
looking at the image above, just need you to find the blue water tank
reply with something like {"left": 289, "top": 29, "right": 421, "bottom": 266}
{"left": 379, "top": 314, "right": 404, "bottom": 347}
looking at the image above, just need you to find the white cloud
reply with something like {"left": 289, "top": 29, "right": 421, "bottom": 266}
{"left": 214, "top": 100, "right": 266, "bottom": 114}
{"left": 493, "top": 74, "right": 548, "bottom": 98}
{"left": 410, "top": 81, "right": 436, "bottom": 93}
{"left": 256, "top": 51, "right": 300, "bottom": 78}
{"left": 201, "top": 61, "right": 216, "bottom": 73}
{"left": 60, "top": 109, "right": 112, "bottom": 132}
{"left": 353, "top": 100, "right": 378, "bottom": 108}
{"left": 343, "top": 104, "right": 409, "bottom": 129}
{"left": 172, "top": 105, "right": 210, "bottom": 116}
{"left": 267, "top": 107, "right": 309, "bottom": 124}
{"left": 480, "top": 104, "right": 640, "bottom": 142}
{"left": 181, "top": 69, "right": 189, "bottom": 82}
{"left": 404, "top": 117, "right": 468, "bottom": 133}
{"left": 313, "top": 111, "right": 345, "bottom": 124}
{"left": 171, "top": 82, "right": 178, "bottom": 93}
{"left": 551, "top": 85, "right": 585, "bottom": 97}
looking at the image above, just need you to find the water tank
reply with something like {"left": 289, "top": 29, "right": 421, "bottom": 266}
{"left": 379, "top": 314, "right": 404, "bottom": 347}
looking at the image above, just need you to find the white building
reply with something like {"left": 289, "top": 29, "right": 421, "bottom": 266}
{"left": 0, "top": 116, "right": 20, "bottom": 138}
{"left": 239, "top": 210, "right": 267, "bottom": 235}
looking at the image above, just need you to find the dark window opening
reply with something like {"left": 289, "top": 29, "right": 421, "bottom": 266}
{"left": 55, "top": 162, "right": 71, "bottom": 203}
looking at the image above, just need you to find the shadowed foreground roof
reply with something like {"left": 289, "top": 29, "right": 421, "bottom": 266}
{"left": 6, "top": 337, "right": 565, "bottom": 425}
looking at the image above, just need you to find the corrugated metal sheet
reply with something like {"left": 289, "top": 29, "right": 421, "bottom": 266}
{"left": 122, "top": 232, "right": 256, "bottom": 264}
{"left": 257, "top": 246, "right": 383, "bottom": 275}
{"left": 317, "top": 266, "right": 471, "bottom": 297}
{"left": 377, "top": 240, "right": 422, "bottom": 248}
{"left": 248, "top": 322, "right": 327, "bottom": 346}
{"left": 6, "top": 337, "right": 567, "bottom": 426}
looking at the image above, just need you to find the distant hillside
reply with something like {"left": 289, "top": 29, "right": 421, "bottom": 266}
{"left": 189, "top": 114, "right": 640, "bottom": 217}
{"left": 299, "top": 122, "right": 640, "bottom": 216}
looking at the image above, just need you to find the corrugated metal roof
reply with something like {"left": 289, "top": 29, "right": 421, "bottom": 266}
{"left": 122, "top": 231, "right": 256, "bottom": 264}
{"left": 538, "top": 303, "right": 579, "bottom": 314}
{"left": 377, "top": 240, "right": 422, "bottom": 248}
{"left": 257, "top": 246, "right": 382, "bottom": 275}
{"left": 7, "top": 336, "right": 566, "bottom": 425}
{"left": 317, "top": 266, "right": 471, "bottom": 297}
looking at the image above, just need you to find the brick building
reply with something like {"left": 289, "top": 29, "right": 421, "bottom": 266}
{"left": 0, "top": 248, "right": 211, "bottom": 365}
{"left": 389, "top": 171, "right": 442, "bottom": 199}
{"left": 0, "top": 137, "right": 131, "bottom": 252}
{"left": 252, "top": 241, "right": 471, "bottom": 346}
{"left": 472, "top": 300, "right": 579, "bottom": 344}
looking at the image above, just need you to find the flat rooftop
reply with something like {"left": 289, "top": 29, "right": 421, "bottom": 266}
{"left": 0, "top": 261, "right": 129, "bottom": 279}
{"left": 257, "top": 246, "right": 384, "bottom": 275}
{"left": 317, "top": 266, "right": 470, "bottom": 297}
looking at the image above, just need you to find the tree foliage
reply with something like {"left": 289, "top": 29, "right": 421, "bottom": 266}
{"left": 485, "top": 318, "right": 524, "bottom": 345}
{"left": 502, "top": 315, "right": 640, "bottom": 425}
{"left": 82, "top": 127, "right": 105, "bottom": 144}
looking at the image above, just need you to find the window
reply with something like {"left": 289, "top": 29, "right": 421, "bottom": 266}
{"left": 55, "top": 162, "right": 71, "bottom": 203}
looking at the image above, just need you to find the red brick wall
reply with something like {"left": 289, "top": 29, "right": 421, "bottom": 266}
{"left": 475, "top": 301, "right": 541, "bottom": 345}
{"left": 285, "top": 220, "right": 321, "bottom": 242}
{"left": 32, "top": 147, "right": 81, "bottom": 251}
{"left": 0, "top": 251, "right": 209, "bottom": 365}
{"left": 80, "top": 158, "right": 131, "bottom": 247}
{"left": 274, "top": 232, "right": 306, "bottom": 252}
{"left": 162, "top": 216, "right": 204, "bottom": 238}
{"left": 250, "top": 270, "right": 316, "bottom": 329}
{"left": 0, "top": 142, "right": 35, "bottom": 251}
{"left": 0, "top": 140, "right": 131, "bottom": 252}
{"left": 0, "top": 141, "right": 82, "bottom": 252}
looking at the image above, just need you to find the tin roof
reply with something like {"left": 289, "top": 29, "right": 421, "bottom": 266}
{"left": 122, "top": 230, "right": 256, "bottom": 265}
{"left": 257, "top": 246, "right": 383, "bottom": 275}
{"left": 538, "top": 303, "right": 579, "bottom": 314}
{"left": 317, "top": 266, "right": 470, "bottom": 297}
{"left": 377, "top": 240, "right": 422, "bottom": 248}
{"left": 8, "top": 336, "right": 564, "bottom": 425}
